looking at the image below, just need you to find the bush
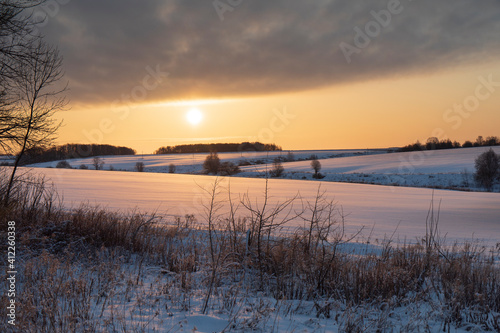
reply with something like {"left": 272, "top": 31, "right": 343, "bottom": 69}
{"left": 55, "top": 160, "right": 72, "bottom": 169}
{"left": 269, "top": 159, "right": 284, "bottom": 177}
{"left": 78, "top": 164, "right": 88, "bottom": 170}
{"left": 203, "top": 152, "right": 220, "bottom": 174}
{"left": 219, "top": 161, "right": 240, "bottom": 176}
{"left": 474, "top": 148, "right": 499, "bottom": 191}
{"left": 135, "top": 161, "right": 145, "bottom": 172}
{"left": 168, "top": 164, "right": 176, "bottom": 173}
{"left": 286, "top": 151, "right": 295, "bottom": 162}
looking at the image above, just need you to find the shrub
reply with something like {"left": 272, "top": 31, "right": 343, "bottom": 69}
{"left": 269, "top": 159, "right": 284, "bottom": 177}
{"left": 219, "top": 161, "right": 240, "bottom": 176}
{"left": 168, "top": 164, "right": 176, "bottom": 173}
{"left": 286, "top": 151, "right": 295, "bottom": 162}
{"left": 78, "top": 164, "right": 88, "bottom": 170}
{"left": 55, "top": 160, "right": 72, "bottom": 169}
{"left": 474, "top": 148, "right": 499, "bottom": 191}
{"left": 238, "top": 160, "right": 252, "bottom": 167}
{"left": 135, "top": 161, "right": 145, "bottom": 172}
{"left": 203, "top": 152, "right": 220, "bottom": 174}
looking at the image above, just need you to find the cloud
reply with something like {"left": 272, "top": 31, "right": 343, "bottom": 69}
{"left": 39, "top": 0, "right": 500, "bottom": 105}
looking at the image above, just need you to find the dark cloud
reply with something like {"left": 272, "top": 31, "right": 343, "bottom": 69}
{"left": 37, "top": 0, "right": 500, "bottom": 104}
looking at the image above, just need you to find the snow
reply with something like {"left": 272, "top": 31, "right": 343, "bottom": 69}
{"left": 27, "top": 147, "right": 500, "bottom": 192}
{"left": 27, "top": 149, "right": 383, "bottom": 174}
{"left": 28, "top": 167, "right": 500, "bottom": 247}
{"left": 247, "top": 147, "right": 500, "bottom": 175}
{"left": 238, "top": 146, "right": 500, "bottom": 192}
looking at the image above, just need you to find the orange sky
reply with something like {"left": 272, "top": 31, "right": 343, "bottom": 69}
{"left": 54, "top": 62, "right": 500, "bottom": 153}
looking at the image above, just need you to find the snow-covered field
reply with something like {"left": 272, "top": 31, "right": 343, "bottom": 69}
{"left": 27, "top": 167, "right": 500, "bottom": 248}
{"left": 28, "top": 149, "right": 382, "bottom": 174}
{"left": 239, "top": 146, "right": 500, "bottom": 191}
{"left": 27, "top": 146, "right": 500, "bottom": 191}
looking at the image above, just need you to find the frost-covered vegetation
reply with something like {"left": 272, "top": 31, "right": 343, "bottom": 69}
{"left": 1, "top": 173, "right": 499, "bottom": 332}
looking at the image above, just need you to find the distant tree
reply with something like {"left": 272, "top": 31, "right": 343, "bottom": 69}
{"left": 426, "top": 137, "right": 440, "bottom": 150}
{"left": 92, "top": 156, "right": 105, "bottom": 170}
{"left": 474, "top": 149, "right": 499, "bottom": 191}
{"left": 155, "top": 142, "right": 281, "bottom": 155}
{"left": 168, "top": 163, "right": 176, "bottom": 173}
{"left": 203, "top": 152, "right": 220, "bottom": 174}
{"left": 135, "top": 161, "right": 145, "bottom": 172}
{"left": 462, "top": 140, "right": 473, "bottom": 148}
{"left": 55, "top": 160, "right": 71, "bottom": 169}
{"left": 286, "top": 151, "right": 295, "bottom": 162}
{"left": 20, "top": 144, "right": 135, "bottom": 165}
{"left": 485, "top": 136, "right": 500, "bottom": 146}
{"left": 474, "top": 136, "right": 484, "bottom": 147}
{"left": 269, "top": 159, "right": 284, "bottom": 177}
{"left": 311, "top": 158, "right": 322, "bottom": 179}
{"left": 79, "top": 164, "right": 88, "bottom": 170}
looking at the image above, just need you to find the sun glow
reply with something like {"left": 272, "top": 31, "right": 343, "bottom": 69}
{"left": 186, "top": 108, "right": 203, "bottom": 126}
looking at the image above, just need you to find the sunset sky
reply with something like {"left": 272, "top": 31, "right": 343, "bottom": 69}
{"left": 38, "top": 0, "right": 500, "bottom": 153}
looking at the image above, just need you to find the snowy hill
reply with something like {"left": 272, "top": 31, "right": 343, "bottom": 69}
{"left": 26, "top": 146, "right": 500, "bottom": 192}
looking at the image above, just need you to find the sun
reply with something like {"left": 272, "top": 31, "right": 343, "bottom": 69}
{"left": 186, "top": 108, "right": 203, "bottom": 126}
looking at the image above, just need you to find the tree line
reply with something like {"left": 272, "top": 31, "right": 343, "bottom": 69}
{"left": 398, "top": 136, "right": 500, "bottom": 152}
{"left": 17, "top": 144, "right": 136, "bottom": 165}
{"left": 154, "top": 142, "right": 282, "bottom": 155}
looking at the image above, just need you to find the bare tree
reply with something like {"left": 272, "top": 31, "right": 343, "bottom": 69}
{"left": 135, "top": 161, "right": 145, "bottom": 172}
{"left": 1, "top": 1, "right": 66, "bottom": 206}
{"left": 3, "top": 40, "right": 66, "bottom": 206}
{"left": 1, "top": 1, "right": 44, "bottom": 154}
{"left": 92, "top": 156, "right": 105, "bottom": 170}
